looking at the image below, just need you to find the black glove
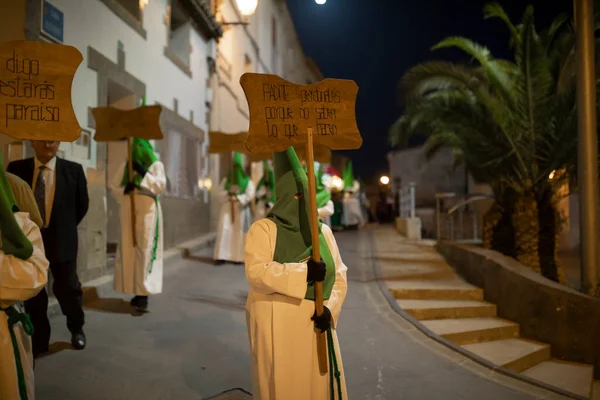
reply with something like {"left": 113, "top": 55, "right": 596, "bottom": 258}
{"left": 132, "top": 161, "right": 147, "bottom": 176}
{"left": 307, "top": 258, "right": 326, "bottom": 282}
{"left": 311, "top": 306, "right": 332, "bottom": 333}
{"left": 124, "top": 181, "right": 137, "bottom": 195}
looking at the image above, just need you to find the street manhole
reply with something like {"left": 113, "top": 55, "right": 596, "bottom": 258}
{"left": 205, "top": 388, "right": 252, "bottom": 400}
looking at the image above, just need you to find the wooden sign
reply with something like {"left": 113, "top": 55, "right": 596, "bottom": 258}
{"left": 92, "top": 105, "right": 163, "bottom": 142}
{"left": 0, "top": 40, "right": 83, "bottom": 141}
{"left": 208, "top": 131, "right": 248, "bottom": 154}
{"left": 240, "top": 73, "right": 361, "bottom": 153}
{"left": 295, "top": 145, "right": 331, "bottom": 164}
{"left": 247, "top": 144, "right": 332, "bottom": 163}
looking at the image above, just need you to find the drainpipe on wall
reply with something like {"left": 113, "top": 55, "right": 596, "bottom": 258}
{"left": 206, "top": 40, "right": 221, "bottom": 233}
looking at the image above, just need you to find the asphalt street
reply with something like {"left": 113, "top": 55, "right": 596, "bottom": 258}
{"left": 34, "top": 227, "right": 565, "bottom": 399}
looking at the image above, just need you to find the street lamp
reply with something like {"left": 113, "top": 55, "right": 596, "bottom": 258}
{"left": 380, "top": 176, "right": 390, "bottom": 185}
{"left": 237, "top": 0, "right": 258, "bottom": 16}
{"left": 217, "top": 0, "right": 258, "bottom": 26}
{"left": 315, "top": 0, "right": 327, "bottom": 4}
{"left": 574, "top": 0, "right": 599, "bottom": 295}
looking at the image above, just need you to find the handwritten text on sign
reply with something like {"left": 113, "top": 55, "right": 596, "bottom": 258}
{"left": 0, "top": 41, "right": 83, "bottom": 141}
{"left": 240, "top": 73, "right": 361, "bottom": 153}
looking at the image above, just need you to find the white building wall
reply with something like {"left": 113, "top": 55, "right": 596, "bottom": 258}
{"left": 43, "top": 0, "right": 211, "bottom": 168}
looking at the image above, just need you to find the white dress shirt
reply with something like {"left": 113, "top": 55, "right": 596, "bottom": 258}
{"left": 32, "top": 156, "right": 57, "bottom": 228}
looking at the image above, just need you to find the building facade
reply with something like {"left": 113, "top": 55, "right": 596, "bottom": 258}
{"left": 207, "top": 0, "right": 324, "bottom": 227}
{"left": 0, "top": 0, "right": 322, "bottom": 285}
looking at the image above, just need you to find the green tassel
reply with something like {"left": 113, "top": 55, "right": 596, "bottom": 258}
{"left": 1, "top": 306, "right": 34, "bottom": 400}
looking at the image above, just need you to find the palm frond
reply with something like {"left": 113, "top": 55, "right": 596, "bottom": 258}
{"left": 483, "top": 3, "right": 520, "bottom": 48}
{"left": 432, "top": 36, "right": 516, "bottom": 102}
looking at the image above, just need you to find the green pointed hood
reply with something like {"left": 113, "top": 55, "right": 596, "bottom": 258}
{"left": 343, "top": 160, "right": 355, "bottom": 190}
{"left": 225, "top": 152, "right": 250, "bottom": 192}
{"left": 121, "top": 137, "right": 159, "bottom": 187}
{"left": 0, "top": 152, "right": 33, "bottom": 260}
{"left": 256, "top": 160, "right": 276, "bottom": 203}
{"left": 315, "top": 162, "right": 331, "bottom": 208}
{"left": 267, "top": 147, "right": 336, "bottom": 300}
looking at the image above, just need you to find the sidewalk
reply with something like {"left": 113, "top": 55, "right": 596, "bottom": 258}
{"left": 47, "top": 232, "right": 217, "bottom": 318}
{"left": 371, "top": 226, "right": 598, "bottom": 399}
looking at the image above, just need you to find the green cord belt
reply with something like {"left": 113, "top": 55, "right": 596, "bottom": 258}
{"left": 1, "top": 306, "right": 34, "bottom": 400}
{"left": 327, "top": 327, "right": 343, "bottom": 400}
{"left": 148, "top": 197, "right": 160, "bottom": 274}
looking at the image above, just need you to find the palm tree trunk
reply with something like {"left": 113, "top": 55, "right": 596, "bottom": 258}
{"left": 483, "top": 197, "right": 516, "bottom": 258}
{"left": 512, "top": 191, "right": 542, "bottom": 274}
{"left": 536, "top": 189, "right": 567, "bottom": 284}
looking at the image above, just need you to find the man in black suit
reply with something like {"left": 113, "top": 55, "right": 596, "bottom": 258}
{"left": 8, "top": 140, "right": 89, "bottom": 356}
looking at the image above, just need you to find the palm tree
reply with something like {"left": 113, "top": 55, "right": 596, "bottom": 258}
{"left": 389, "top": 3, "right": 578, "bottom": 283}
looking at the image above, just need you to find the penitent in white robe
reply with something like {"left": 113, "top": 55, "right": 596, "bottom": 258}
{"left": 245, "top": 219, "right": 348, "bottom": 400}
{"left": 253, "top": 185, "right": 273, "bottom": 221}
{"left": 318, "top": 200, "right": 334, "bottom": 227}
{"left": 109, "top": 161, "right": 167, "bottom": 296}
{"left": 343, "top": 181, "right": 365, "bottom": 227}
{"left": 213, "top": 178, "right": 256, "bottom": 263}
{"left": 0, "top": 212, "right": 49, "bottom": 400}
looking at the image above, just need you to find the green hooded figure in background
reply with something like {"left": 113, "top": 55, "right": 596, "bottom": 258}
{"left": 244, "top": 147, "right": 348, "bottom": 400}
{"left": 255, "top": 160, "right": 276, "bottom": 219}
{"left": 109, "top": 129, "right": 167, "bottom": 313}
{"left": 213, "top": 152, "right": 255, "bottom": 264}
{"left": 225, "top": 152, "right": 250, "bottom": 194}
{"left": 0, "top": 151, "right": 49, "bottom": 400}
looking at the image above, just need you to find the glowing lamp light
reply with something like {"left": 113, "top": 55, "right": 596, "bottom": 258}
{"left": 197, "top": 178, "right": 213, "bottom": 191}
{"left": 549, "top": 170, "right": 556, "bottom": 180}
{"left": 331, "top": 176, "right": 344, "bottom": 191}
{"left": 236, "top": 0, "right": 258, "bottom": 16}
{"left": 139, "top": 0, "right": 149, "bottom": 9}
{"left": 380, "top": 175, "right": 390, "bottom": 185}
{"left": 315, "top": 0, "right": 327, "bottom": 4}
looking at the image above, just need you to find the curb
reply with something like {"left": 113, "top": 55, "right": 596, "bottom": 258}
{"left": 367, "top": 230, "right": 587, "bottom": 400}
{"left": 47, "top": 232, "right": 217, "bottom": 318}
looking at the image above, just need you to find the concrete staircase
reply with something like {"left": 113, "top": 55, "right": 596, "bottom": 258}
{"left": 380, "top": 241, "right": 599, "bottom": 399}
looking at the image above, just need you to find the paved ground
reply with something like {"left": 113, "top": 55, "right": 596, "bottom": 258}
{"left": 35, "top": 226, "right": 567, "bottom": 399}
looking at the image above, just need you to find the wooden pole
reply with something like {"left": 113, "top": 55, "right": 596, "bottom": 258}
{"left": 305, "top": 127, "right": 328, "bottom": 375}
{"left": 127, "top": 137, "right": 137, "bottom": 247}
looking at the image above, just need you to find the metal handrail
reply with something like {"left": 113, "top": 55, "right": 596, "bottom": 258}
{"left": 435, "top": 193, "right": 494, "bottom": 242}
{"left": 447, "top": 194, "right": 494, "bottom": 215}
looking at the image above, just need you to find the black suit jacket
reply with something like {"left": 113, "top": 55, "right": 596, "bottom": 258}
{"left": 7, "top": 157, "right": 89, "bottom": 264}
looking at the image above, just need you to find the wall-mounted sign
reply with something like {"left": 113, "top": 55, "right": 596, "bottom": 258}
{"left": 41, "top": 1, "right": 64, "bottom": 43}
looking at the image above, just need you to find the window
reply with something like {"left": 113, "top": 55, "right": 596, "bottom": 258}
{"left": 166, "top": 0, "right": 192, "bottom": 69}
{"left": 244, "top": 54, "right": 253, "bottom": 74}
{"left": 115, "top": 0, "right": 141, "bottom": 21}
{"left": 162, "top": 129, "right": 203, "bottom": 198}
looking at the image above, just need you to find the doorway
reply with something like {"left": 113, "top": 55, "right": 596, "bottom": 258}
{"left": 105, "top": 80, "right": 137, "bottom": 258}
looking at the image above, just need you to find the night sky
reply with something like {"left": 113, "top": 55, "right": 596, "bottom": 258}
{"left": 286, "top": 0, "right": 573, "bottom": 183}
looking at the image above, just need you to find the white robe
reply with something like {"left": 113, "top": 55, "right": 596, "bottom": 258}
{"left": 214, "top": 178, "right": 256, "bottom": 262}
{"left": 245, "top": 219, "right": 348, "bottom": 400}
{"left": 254, "top": 185, "right": 273, "bottom": 221}
{"left": 0, "top": 212, "right": 49, "bottom": 400}
{"left": 343, "top": 181, "right": 365, "bottom": 227}
{"left": 109, "top": 161, "right": 167, "bottom": 296}
{"left": 318, "top": 200, "right": 334, "bottom": 227}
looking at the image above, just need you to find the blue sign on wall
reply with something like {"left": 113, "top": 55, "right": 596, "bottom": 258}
{"left": 42, "top": 1, "right": 64, "bottom": 43}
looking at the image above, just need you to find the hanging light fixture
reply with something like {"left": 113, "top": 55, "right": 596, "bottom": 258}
{"left": 236, "top": 0, "right": 258, "bottom": 17}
